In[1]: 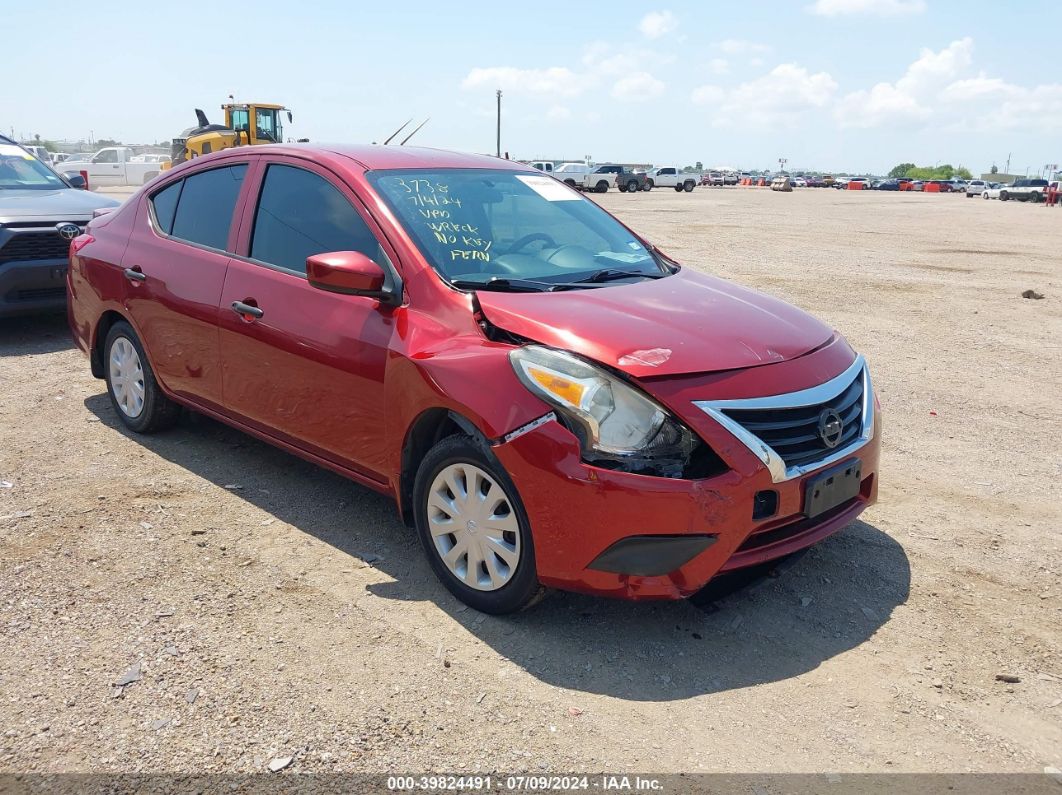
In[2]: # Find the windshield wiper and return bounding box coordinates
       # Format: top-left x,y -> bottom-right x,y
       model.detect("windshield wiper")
564,268 -> 668,285
450,277 -> 554,293
450,276 -> 614,293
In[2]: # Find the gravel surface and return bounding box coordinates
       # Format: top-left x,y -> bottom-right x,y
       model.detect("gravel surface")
0,186 -> 1059,775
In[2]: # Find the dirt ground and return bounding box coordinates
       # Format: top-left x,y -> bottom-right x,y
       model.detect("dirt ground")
1,186 -> 1059,777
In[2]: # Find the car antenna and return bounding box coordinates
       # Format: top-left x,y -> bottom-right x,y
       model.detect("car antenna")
399,118 -> 429,145
382,119 -> 412,145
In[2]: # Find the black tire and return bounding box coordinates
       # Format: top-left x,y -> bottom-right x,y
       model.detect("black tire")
674,184 -> 683,192
103,321 -> 180,433
595,181 -> 609,193
966,192 -> 973,198
618,184 -> 628,192
683,180 -> 695,192
646,178 -> 655,190
1000,191 -> 1009,201
413,435 -> 541,614
627,180 -> 639,193
1031,192 -> 1043,203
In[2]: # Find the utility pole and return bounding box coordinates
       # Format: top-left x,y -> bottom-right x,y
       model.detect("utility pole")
1004,152 -> 1011,176
495,90 -> 502,158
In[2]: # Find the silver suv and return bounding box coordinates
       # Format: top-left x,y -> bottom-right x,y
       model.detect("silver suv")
0,136 -> 120,317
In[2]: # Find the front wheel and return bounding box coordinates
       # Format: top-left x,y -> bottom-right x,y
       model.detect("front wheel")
595,181 -> 609,193
645,179 -> 654,190
627,180 -> 639,193
674,184 -> 683,192
413,435 -> 541,614
104,321 -> 180,433
1000,191 -> 1009,201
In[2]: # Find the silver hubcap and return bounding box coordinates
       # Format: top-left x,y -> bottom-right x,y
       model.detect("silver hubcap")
109,337 -> 145,418
427,463 -> 520,592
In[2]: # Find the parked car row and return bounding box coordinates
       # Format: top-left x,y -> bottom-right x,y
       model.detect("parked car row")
529,162 -> 697,193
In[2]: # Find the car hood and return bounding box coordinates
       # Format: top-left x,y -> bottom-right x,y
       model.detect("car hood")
476,267 -> 835,378
0,188 -> 121,221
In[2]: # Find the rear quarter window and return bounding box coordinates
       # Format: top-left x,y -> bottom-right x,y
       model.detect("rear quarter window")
149,180 -> 182,235
168,164 -> 247,250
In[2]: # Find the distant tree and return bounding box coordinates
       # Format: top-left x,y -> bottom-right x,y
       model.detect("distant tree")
955,166 -> 973,180
888,162 -> 916,178
990,164 -> 999,174
96,138 -> 121,147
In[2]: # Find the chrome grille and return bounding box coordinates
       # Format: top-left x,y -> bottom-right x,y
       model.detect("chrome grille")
723,372 -> 863,469
694,356 -> 874,483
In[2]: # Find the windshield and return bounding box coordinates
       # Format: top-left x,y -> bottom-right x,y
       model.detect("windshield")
0,144 -> 67,190
368,168 -> 663,287
255,108 -> 283,143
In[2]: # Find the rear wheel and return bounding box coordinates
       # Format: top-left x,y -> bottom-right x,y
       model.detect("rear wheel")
683,180 -> 695,192
645,179 -> 655,190
1000,191 -> 1009,201
595,181 -> 609,193
627,180 -> 639,193
104,321 -> 180,433
413,435 -> 541,614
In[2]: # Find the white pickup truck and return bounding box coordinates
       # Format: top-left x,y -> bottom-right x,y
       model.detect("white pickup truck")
61,147 -> 164,187
646,166 -> 697,192
536,163 -> 617,193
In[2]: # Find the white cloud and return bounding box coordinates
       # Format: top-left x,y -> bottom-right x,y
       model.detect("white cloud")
835,38 -> 973,127
808,0 -> 925,16
942,79 -> 1062,131
612,72 -> 666,101
707,58 -> 729,76
461,66 -> 596,97
716,39 -> 771,56
639,10 -> 677,39
545,105 -> 572,121
835,82 -> 929,127
717,64 -> 837,124
691,85 -> 725,105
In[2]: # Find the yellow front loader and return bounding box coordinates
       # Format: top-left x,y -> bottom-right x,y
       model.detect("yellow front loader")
163,103 -> 293,169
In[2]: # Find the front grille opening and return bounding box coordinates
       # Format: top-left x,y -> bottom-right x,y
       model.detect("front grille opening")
8,287 -> 66,302
0,232 -> 72,265
723,370 -> 864,470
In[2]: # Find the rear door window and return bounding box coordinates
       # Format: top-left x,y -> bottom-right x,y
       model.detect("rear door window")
249,164 -> 389,275
169,164 -> 247,250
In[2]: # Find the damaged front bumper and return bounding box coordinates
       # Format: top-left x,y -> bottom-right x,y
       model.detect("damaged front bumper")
491,412 -> 880,600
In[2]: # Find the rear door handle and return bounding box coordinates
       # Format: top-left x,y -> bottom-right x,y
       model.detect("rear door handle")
123,267 -> 146,282
231,300 -> 264,319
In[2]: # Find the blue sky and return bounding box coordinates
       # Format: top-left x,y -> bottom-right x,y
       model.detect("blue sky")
8,0 -> 1060,174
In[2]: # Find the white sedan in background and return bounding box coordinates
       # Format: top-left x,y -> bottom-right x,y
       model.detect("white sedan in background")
982,182 -> 1004,199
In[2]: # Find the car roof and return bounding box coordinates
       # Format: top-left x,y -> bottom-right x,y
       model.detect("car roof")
192,143 -> 531,172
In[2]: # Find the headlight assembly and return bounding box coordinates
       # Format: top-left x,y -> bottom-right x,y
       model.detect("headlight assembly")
509,345 -> 722,478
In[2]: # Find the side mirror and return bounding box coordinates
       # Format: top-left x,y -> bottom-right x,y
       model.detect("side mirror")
307,251 -> 396,304
66,173 -> 87,190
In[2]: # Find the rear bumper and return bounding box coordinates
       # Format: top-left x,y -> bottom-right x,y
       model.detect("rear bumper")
0,258 -> 69,318
492,413 -> 880,601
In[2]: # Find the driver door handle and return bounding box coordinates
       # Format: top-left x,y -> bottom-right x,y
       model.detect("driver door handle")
231,300 -> 264,319
123,267 -> 146,283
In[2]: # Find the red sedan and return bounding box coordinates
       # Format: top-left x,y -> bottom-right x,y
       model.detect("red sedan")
67,144 -> 881,614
